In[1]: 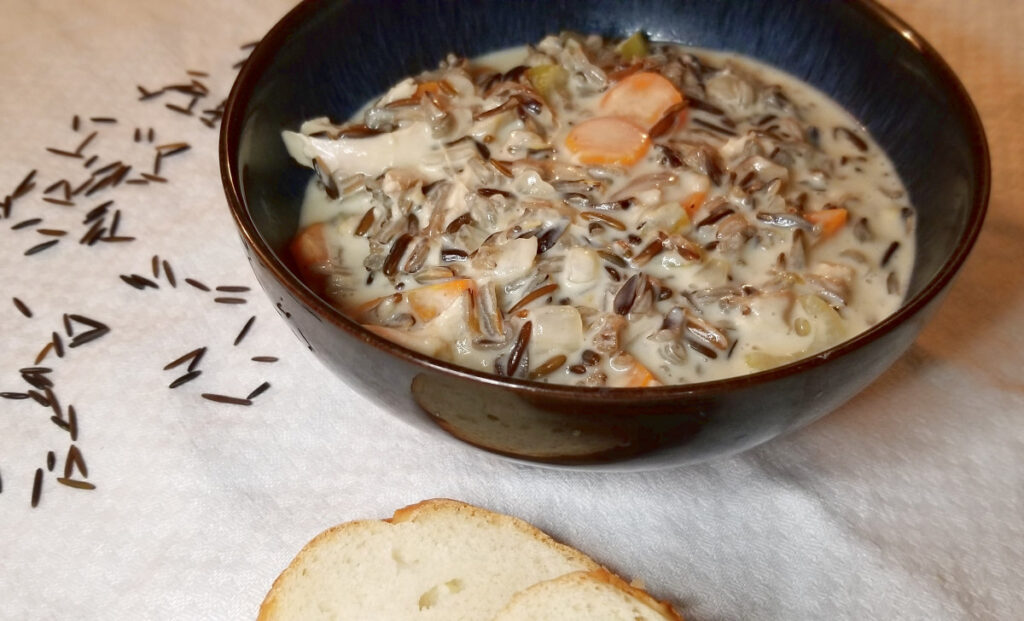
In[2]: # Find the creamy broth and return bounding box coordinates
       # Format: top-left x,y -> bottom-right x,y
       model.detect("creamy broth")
283,33 -> 915,387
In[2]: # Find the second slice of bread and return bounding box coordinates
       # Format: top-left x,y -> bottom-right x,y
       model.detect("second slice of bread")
494,568 -> 683,621
258,498 -> 600,620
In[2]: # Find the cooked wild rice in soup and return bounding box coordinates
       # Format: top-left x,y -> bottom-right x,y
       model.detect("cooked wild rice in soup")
282,32 -> 915,387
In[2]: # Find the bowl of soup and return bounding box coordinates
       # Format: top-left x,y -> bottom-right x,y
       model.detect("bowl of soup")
220,0 -> 988,468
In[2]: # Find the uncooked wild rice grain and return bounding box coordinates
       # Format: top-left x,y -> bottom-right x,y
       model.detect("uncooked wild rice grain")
31,468 -> 42,507
25,239 -> 60,256
12,297 -> 32,318
234,316 -> 256,346
169,370 -> 202,389
246,381 -> 271,400
201,393 -> 252,406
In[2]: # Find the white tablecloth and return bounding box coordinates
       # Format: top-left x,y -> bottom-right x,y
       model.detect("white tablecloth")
1,1 -> 1021,619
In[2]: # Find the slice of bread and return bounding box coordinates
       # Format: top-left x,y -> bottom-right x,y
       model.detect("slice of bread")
257,498 -> 601,620
494,568 -> 683,621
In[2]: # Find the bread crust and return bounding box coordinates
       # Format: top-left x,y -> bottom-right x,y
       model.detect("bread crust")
495,568 -> 684,620
257,498 -> 600,620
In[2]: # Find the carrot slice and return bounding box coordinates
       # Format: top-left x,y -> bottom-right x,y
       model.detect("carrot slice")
406,279 -> 473,322
289,222 -> 329,289
681,191 -> 707,221
599,71 -> 684,129
609,353 -> 662,388
805,207 -> 848,238
565,116 -> 651,166
413,80 -> 454,97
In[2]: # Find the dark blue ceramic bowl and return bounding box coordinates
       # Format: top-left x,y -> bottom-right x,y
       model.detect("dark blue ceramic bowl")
220,0 -> 988,468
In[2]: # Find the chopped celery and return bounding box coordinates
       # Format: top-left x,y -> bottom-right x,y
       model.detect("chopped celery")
617,31 -> 649,61
526,64 -> 569,100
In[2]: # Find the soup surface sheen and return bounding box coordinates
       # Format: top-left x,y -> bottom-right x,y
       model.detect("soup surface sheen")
282,32 -> 915,387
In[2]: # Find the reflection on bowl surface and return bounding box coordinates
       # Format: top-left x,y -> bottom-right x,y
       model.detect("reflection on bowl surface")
221,0 -> 988,469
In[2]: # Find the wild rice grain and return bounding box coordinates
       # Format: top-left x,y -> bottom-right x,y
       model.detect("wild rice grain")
184,278 -> 210,291
234,316 -> 256,346
79,222 -> 105,245
881,241 -> 900,267
57,477 -> 95,490
83,203 -> 111,224
31,468 -> 42,508
251,356 -> 278,363
72,115 -> 80,131
13,169 -> 37,198
42,198 -> 75,207
46,451 -> 56,471
24,239 -> 61,257
68,405 -> 78,441
37,229 -> 68,237
151,255 -> 160,278
506,322 -> 532,377
64,445 -> 88,479
165,103 -> 193,116
12,297 -> 32,318
529,354 -> 567,379
21,364 -> 52,375
246,381 -> 271,400
0,392 -> 30,400
215,285 -> 250,293
162,260 -> 176,287
27,390 -> 49,406
34,342 -> 53,364
52,332 -> 64,358
201,393 -> 252,406
169,370 -> 202,389
74,131 -> 97,155
67,315 -> 110,348
129,274 -> 159,289
214,297 -> 246,305
45,147 -> 83,159
43,179 -> 65,194
119,275 -> 146,290
11,218 -> 42,230
46,387 -> 62,419
163,346 -> 206,371
90,117 -> 117,124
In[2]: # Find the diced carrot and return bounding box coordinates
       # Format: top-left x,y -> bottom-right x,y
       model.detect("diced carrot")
289,222 -> 329,289
565,116 -> 651,166
681,191 -> 707,221
625,366 -> 659,387
805,207 -> 848,238
414,80 -> 451,96
599,71 -> 684,129
406,279 -> 473,322
608,353 -> 662,388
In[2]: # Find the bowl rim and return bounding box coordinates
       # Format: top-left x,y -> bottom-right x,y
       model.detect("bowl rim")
219,0 -> 990,401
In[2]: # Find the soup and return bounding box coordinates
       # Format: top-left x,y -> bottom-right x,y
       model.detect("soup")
282,32 -> 914,387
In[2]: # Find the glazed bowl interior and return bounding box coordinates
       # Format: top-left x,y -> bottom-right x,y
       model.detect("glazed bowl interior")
222,0 -> 988,468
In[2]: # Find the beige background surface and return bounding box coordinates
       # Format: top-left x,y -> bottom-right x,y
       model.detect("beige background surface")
0,1 -> 1021,619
